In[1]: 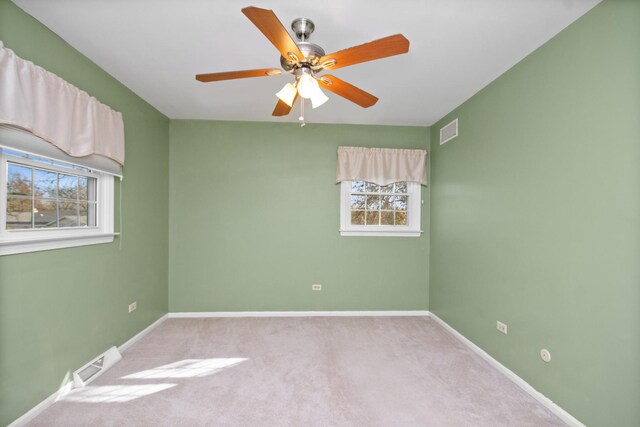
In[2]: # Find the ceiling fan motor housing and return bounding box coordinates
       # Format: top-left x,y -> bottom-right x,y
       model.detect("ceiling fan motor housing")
280,18 -> 325,72
280,41 -> 326,71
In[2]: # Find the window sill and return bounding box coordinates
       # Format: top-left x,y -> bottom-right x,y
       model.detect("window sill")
340,230 -> 423,237
0,232 -> 117,256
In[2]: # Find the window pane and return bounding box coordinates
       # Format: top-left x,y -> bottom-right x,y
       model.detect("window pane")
381,211 -> 394,225
366,195 -> 381,210
351,181 -> 365,192
364,182 -> 379,193
59,174 -> 78,200
381,196 -> 393,210
34,199 -> 58,228
59,201 -> 79,227
34,169 -> 58,198
380,183 -> 394,193
79,202 -> 89,227
82,202 -> 98,227
6,197 -> 32,229
78,176 -> 88,200
395,211 -> 407,225
395,182 -> 407,193
350,210 -> 365,225
77,176 -> 97,202
350,195 -> 365,210
7,164 -> 32,195
392,196 -> 408,211
366,211 -> 379,225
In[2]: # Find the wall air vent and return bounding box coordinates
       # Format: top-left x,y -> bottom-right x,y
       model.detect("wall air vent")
440,118 -> 459,145
73,346 -> 122,388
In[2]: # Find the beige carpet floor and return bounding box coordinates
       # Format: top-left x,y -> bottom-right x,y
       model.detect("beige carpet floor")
29,317 -> 566,426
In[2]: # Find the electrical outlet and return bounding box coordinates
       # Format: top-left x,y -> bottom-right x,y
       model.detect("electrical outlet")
312,284 -> 322,291
128,301 -> 137,313
496,320 -> 508,334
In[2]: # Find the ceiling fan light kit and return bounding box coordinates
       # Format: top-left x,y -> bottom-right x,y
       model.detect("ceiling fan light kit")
195,6 -> 410,120
293,68 -> 329,108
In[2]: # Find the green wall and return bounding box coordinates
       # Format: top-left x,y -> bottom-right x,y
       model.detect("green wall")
0,1 -> 170,425
169,121 -> 429,312
429,0 -> 640,425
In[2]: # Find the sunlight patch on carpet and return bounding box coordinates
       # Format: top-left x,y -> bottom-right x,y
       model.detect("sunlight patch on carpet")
62,384 -> 176,403
121,358 -> 247,379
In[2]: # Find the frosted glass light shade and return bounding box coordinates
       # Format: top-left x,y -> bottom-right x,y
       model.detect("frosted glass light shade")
275,83 -> 297,106
297,74 -> 319,99
310,88 -> 329,108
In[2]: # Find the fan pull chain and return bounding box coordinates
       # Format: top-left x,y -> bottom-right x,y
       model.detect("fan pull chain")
299,98 -> 306,127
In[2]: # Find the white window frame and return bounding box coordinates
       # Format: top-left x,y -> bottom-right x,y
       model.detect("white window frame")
339,181 -> 422,237
0,149 -> 115,256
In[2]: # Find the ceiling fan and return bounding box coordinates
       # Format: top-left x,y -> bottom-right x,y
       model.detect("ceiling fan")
195,6 -> 410,118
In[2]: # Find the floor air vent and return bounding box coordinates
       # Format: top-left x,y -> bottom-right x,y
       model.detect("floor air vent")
73,346 -> 122,388
440,118 -> 459,145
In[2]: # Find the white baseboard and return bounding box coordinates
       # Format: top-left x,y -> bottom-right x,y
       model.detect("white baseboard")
119,314 -> 168,353
168,310 -> 430,318
7,381 -> 72,427
8,313 -> 168,427
428,312 -> 585,427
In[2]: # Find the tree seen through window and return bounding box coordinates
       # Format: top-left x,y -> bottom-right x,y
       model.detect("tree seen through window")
349,181 -> 408,226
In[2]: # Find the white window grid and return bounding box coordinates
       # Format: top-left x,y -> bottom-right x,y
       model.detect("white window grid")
348,181 -> 409,226
4,153 -> 100,231
340,180 -> 422,237
0,147 -> 115,255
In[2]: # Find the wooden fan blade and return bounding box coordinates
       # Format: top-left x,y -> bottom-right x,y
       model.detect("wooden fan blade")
196,68 -> 281,83
318,75 -> 378,108
272,93 -> 298,116
242,6 -> 304,63
319,34 -> 409,71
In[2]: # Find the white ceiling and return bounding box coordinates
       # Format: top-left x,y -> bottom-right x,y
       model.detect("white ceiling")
13,0 -> 601,126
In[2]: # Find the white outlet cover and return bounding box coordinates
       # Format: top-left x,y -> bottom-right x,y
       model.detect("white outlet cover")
540,348 -> 551,363
496,321 -> 508,334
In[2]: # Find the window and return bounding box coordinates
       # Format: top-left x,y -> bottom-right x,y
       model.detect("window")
340,180 -> 422,237
0,148 -> 115,255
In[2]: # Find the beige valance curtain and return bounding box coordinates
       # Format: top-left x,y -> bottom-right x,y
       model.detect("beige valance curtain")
336,146 -> 428,186
0,41 -> 125,167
